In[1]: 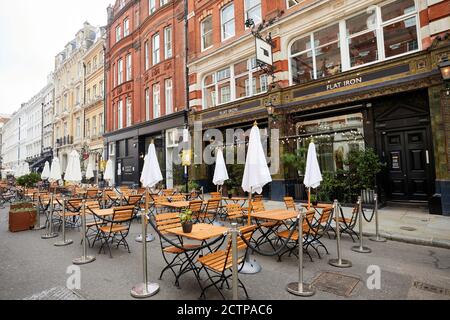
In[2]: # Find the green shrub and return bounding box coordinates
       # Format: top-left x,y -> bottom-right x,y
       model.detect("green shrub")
16,173 -> 41,188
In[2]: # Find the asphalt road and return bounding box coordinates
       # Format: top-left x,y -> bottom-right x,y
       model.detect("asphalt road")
1,206 -> 449,300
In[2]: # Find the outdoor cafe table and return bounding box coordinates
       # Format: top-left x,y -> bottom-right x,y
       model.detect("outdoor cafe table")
166,223 -> 228,291
224,197 -> 248,206
159,201 -> 207,211
250,209 -> 315,251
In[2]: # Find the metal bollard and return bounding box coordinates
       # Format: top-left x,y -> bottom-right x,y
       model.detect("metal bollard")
352,196 -> 372,253
35,194 -> 46,230
131,191 -> 160,298
287,208 -> 315,296
329,200 -> 352,268
73,200 -> 95,265
55,196 -> 73,247
231,223 -> 239,301
41,193 -> 58,239
370,193 -> 387,243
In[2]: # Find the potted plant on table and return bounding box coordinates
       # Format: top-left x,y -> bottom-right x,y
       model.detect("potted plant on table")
179,208 -> 193,233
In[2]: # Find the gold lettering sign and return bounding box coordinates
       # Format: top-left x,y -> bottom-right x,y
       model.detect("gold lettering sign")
326,77 -> 363,91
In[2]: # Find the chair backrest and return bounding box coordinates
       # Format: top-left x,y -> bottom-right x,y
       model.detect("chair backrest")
284,197 -> 295,210
224,225 -> 256,263
85,200 -> 100,210
251,201 -> 265,213
113,206 -> 135,223
206,198 -> 221,212
253,195 -> 263,202
155,212 -> 181,235
189,200 -> 203,214
86,189 -> 99,198
227,204 -> 243,219
162,189 -> 175,196
153,195 -> 168,205
171,195 -> 185,202
210,192 -> 221,199
127,194 -> 142,206
318,206 -> 333,226
67,199 -> 83,212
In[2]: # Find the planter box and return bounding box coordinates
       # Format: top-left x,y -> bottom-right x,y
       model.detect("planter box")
10,203 -> 34,210
9,208 -> 37,233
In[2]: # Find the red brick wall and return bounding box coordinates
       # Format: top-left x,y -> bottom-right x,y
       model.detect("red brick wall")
105,0 -> 186,134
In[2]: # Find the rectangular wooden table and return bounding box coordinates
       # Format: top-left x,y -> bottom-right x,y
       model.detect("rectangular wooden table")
160,201 -> 207,210
167,223 -> 228,241
301,204 -> 333,210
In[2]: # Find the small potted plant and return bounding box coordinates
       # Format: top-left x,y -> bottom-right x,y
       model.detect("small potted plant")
310,194 -> 318,207
179,209 -> 193,233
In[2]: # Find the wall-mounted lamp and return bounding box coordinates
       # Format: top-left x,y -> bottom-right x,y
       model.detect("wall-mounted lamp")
438,57 -> 450,96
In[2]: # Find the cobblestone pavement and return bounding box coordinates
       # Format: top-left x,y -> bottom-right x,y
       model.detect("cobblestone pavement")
1,205 -> 449,300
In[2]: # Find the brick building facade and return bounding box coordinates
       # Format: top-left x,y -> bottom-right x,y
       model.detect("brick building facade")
105,0 -> 187,188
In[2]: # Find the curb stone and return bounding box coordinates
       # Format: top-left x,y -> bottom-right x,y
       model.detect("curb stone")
363,231 -> 450,249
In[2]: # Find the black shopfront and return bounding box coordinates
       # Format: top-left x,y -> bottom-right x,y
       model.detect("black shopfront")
104,111 -> 186,187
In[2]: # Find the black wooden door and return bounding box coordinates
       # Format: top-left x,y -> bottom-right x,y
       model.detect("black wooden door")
383,128 -> 431,201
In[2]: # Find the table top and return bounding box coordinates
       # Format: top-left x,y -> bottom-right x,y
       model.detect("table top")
167,223 -> 228,241
251,209 -> 313,222
86,207 -> 115,217
301,204 -> 333,209
159,201 -> 207,209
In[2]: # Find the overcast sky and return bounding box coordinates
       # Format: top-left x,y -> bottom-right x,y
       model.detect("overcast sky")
0,0 -> 112,115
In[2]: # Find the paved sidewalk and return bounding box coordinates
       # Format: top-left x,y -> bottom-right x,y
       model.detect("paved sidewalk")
263,201 -> 450,249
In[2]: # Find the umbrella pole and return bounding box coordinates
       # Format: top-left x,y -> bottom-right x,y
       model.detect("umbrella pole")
131,188 -> 159,298
240,188 -> 261,274
136,187 -> 155,243
308,187 -> 311,210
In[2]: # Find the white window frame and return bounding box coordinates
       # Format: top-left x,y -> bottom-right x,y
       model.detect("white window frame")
145,41 -> 150,70
126,54 -> 132,81
202,57 -> 268,109
116,25 -> 121,43
287,0 -> 421,85
201,16 -> 213,51
160,0 -> 169,6
149,0 -> 156,14
287,0 -> 301,9
126,97 -> 132,127
244,0 -> 262,26
118,100 -> 123,129
118,59 -> 123,85
152,33 -> 160,65
164,26 -> 173,59
124,18 -> 130,37
145,88 -> 150,121
165,78 -> 173,114
153,84 -> 160,119
221,3 -> 235,41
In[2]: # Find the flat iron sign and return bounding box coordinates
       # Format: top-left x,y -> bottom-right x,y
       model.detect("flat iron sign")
255,37 -> 273,67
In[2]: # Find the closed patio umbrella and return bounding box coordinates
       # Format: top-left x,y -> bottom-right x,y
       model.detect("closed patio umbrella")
140,143 -> 163,189
303,142 -> 323,209
240,122 -> 272,274
23,163 -> 30,176
49,158 -> 62,182
85,157 -> 95,180
103,159 -> 114,186
213,148 -> 229,192
65,150 -> 82,184
41,161 -> 50,180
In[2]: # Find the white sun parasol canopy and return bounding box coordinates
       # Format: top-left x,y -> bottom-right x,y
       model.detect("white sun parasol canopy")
65,150 -> 82,184
49,158 -> 62,182
41,161 -> 50,180
23,163 -> 30,176
140,143 -> 163,188
213,148 -> 229,187
242,124 -> 272,195
85,157 -> 95,180
304,142 -> 323,189
104,159 -> 114,185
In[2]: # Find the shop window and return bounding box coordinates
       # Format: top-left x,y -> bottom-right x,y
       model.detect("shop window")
296,113 -> 365,173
